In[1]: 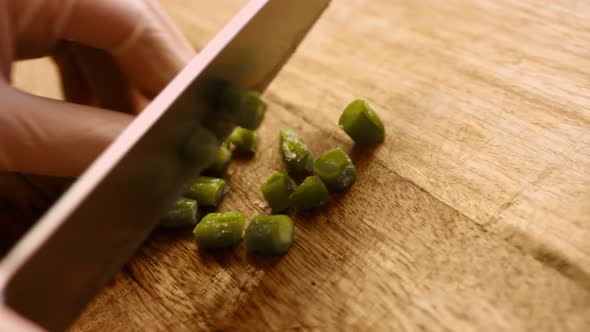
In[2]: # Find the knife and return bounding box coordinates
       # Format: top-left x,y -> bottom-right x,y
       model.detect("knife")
0,0 -> 330,330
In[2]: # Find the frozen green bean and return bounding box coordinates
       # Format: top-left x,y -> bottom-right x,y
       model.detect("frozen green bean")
244,215 -> 294,255
288,176 -> 330,211
180,126 -> 219,170
314,148 -> 357,192
280,127 -> 315,177
204,145 -> 232,176
183,176 -> 226,207
193,212 -> 245,249
228,127 -> 258,154
339,99 -> 385,145
261,171 -> 295,213
220,85 -> 267,130
159,198 -> 199,229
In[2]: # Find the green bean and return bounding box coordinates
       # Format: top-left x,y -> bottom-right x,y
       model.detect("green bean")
220,85 -> 267,130
288,176 -> 329,211
204,145 -> 232,176
193,212 -> 245,249
180,126 -> 219,170
244,215 -> 294,255
338,99 -> 385,145
314,148 -> 357,192
280,127 -> 315,177
183,176 -> 226,207
159,198 -> 199,229
261,171 -> 296,213
228,127 -> 258,154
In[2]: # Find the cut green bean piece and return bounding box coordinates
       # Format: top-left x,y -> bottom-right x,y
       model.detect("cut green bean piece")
261,171 -> 296,213
204,146 -> 232,176
339,99 -> 385,145
280,127 -> 315,177
288,176 -> 329,211
314,148 -> 357,192
220,85 -> 267,130
159,198 -> 199,229
193,212 -> 245,249
180,126 -> 219,169
183,176 -> 226,207
244,215 -> 294,255
228,127 -> 258,153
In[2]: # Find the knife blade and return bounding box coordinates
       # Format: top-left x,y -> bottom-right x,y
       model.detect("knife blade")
0,0 -> 330,330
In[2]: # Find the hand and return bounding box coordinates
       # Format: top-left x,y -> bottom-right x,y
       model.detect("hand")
0,0 -> 195,231
0,305 -> 45,332
0,0 -> 195,177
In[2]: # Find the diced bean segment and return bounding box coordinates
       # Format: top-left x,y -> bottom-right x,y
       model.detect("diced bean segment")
180,126 -> 219,170
184,176 -> 226,207
193,212 -> 245,249
202,112 -> 237,143
204,146 -> 232,176
221,85 -> 267,130
314,148 -> 357,192
280,127 -> 315,177
288,176 -> 330,211
261,171 -> 296,213
244,215 -> 294,255
228,127 -> 258,153
339,99 -> 385,145
160,198 -> 199,228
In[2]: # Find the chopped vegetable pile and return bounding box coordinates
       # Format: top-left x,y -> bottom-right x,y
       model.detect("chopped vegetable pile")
160,85 -> 385,258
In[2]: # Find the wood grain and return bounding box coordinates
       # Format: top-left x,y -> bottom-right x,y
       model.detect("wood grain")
11,0 -> 590,331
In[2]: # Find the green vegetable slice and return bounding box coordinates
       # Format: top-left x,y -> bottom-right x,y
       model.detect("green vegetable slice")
338,99 -> 385,145
244,215 -> 294,255
204,146 -> 232,176
183,176 -> 226,207
220,85 -> 267,130
288,176 -> 330,211
180,126 -> 219,170
261,171 -> 296,213
314,148 -> 357,192
228,127 -> 258,154
280,127 -> 315,177
193,212 -> 245,249
159,198 -> 199,229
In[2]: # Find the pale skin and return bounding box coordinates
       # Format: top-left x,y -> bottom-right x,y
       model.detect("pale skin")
0,0 -> 195,329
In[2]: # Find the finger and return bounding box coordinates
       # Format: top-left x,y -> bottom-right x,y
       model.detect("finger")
0,202 -> 38,257
21,174 -> 72,204
58,0 -> 195,96
131,88 -> 151,113
52,43 -> 140,114
0,1 -> 13,79
0,173 -> 46,255
69,44 -> 136,114
51,42 -> 93,105
0,172 -> 50,212
0,83 -> 133,177
0,306 -> 46,332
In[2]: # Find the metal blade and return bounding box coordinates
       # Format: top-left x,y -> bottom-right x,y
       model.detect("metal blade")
0,0 -> 330,330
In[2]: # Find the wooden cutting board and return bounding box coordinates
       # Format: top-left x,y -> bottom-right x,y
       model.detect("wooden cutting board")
13,0 -> 590,330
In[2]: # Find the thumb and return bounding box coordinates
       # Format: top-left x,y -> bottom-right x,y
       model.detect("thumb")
0,83 -> 133,177
59,0 -> 195,97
